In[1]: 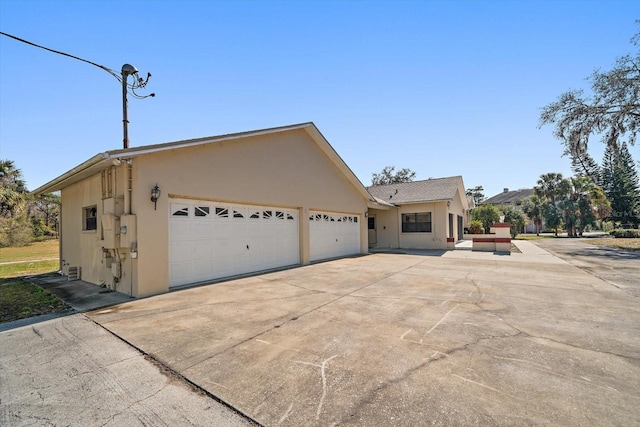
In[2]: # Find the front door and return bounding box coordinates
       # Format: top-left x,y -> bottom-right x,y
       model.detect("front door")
368,215 -> 377,245
457,215 -> 464,241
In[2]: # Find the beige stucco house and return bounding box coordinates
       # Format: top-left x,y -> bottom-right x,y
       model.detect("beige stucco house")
367,176 -> 470,250
33,123 -> 372,297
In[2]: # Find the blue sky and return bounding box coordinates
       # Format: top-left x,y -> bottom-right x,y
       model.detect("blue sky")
1,0 -> 638,198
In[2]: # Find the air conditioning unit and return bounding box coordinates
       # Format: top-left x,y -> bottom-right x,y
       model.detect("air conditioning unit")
68,266 -> 81,281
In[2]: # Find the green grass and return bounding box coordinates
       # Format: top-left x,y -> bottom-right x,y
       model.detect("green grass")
0,239 -> 59,278
0,277 -> 69,323
0,239 -> 59,263
515,234 -> 556,240
0,260 -> 60,278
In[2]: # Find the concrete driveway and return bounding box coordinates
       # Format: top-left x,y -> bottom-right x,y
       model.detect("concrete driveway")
87,244 -> 640,426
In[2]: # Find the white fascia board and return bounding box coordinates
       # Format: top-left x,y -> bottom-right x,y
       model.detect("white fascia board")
31,153 -> 114,195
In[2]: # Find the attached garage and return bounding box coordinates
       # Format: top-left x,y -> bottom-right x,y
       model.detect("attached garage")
309,210 -> 360,262
34,122 -> 372,297
169,199 -> 299,287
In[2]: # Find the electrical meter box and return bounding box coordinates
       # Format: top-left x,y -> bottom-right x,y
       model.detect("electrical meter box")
119,215 -> 137,248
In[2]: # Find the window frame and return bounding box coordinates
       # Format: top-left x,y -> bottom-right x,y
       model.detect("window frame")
401,212 -> 432,233
83,205 -> 98,231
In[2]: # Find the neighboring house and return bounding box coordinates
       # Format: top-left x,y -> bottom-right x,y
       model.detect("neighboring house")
33,123 -> 372,297
367,176 -> 470,250
481,188 -> 536,233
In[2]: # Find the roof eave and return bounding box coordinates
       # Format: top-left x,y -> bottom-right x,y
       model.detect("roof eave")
303,124 -> 372,202
391,198 -> 452,205
31,153 -> 113,195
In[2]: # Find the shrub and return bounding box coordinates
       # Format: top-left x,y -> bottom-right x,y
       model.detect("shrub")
610,229 -> 640,238
0,217 -> 32,247
31,217 -> 55,238
471,204 -> 500,233
467,220 -> 484,234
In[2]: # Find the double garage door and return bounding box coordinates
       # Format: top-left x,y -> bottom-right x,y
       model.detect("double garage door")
169,199 -> 361,288
169,199 -> 299,287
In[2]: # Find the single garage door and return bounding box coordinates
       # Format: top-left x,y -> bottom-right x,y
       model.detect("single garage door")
169,199 -> 299,288
309,211 -> 360,262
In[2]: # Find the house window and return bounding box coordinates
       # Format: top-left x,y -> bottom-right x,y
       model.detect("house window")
368,217 -> 375,229
83,206 -> 97,231
402,212 -> 432,233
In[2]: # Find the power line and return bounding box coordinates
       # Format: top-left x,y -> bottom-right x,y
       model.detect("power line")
0,31 -> 154,98
1,31 -> 155,148
0,31 -> 120,81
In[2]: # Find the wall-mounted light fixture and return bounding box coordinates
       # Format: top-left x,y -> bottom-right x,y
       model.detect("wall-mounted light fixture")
150,183 -> 160,210
447,201 -> 451,207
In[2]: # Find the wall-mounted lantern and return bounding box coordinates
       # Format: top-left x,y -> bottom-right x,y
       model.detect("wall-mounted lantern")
150,184 -> 160,210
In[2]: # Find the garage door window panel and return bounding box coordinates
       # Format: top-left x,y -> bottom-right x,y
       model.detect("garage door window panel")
195,206 -> 210,217
172,205 -> 189,217
215,207 -> 229,218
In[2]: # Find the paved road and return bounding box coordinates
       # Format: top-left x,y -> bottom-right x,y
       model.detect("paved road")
0,315 -> 255,426
532,237 -> 640,298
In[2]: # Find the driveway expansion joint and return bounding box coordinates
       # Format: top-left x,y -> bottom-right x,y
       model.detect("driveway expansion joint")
85,314 -> 263,427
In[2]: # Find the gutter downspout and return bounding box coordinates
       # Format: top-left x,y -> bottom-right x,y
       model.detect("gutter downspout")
58,201 -> 63,274
124,160 -> 132,215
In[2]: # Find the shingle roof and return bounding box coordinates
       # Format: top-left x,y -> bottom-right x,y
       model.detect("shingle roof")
367,176 -> 463,205
482,188 -> 534,205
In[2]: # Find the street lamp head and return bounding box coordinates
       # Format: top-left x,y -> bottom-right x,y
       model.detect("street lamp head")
121,63 -> 139,76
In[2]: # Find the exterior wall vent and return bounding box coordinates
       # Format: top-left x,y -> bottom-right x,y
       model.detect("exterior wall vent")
67,266 -> 81,281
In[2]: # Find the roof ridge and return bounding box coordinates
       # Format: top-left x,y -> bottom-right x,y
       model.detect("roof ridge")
106,122 -> 315,156
368,175 -> 461,188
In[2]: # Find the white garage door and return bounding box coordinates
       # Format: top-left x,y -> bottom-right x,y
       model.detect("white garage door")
309,211 -> 360,262
169,199 -> 299,288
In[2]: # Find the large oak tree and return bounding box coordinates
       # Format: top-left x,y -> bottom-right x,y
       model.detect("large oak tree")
540,26 -> 639,159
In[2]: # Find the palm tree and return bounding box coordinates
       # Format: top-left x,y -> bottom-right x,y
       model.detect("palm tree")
522,195 -> 544,235
535,172 -> 564,203
0,160 -> 28,218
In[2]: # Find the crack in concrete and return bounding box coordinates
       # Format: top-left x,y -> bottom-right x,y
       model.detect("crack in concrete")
294,355 -> 338,420
345,329 -> 526,421
182,259 -> 429,371
527,334 -> 640,362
